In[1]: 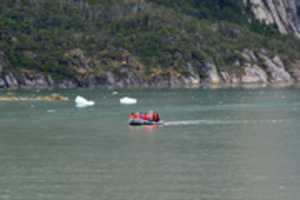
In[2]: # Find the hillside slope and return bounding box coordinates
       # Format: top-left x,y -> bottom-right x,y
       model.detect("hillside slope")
1,0 -> 300,88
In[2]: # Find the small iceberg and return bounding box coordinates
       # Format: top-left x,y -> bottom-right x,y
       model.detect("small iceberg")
75,96 -> 95,108
112,91 -> 119,95
120,97 -> 137,105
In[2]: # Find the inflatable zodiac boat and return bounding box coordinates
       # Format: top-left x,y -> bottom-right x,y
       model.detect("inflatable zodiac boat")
128,111 -> 162,126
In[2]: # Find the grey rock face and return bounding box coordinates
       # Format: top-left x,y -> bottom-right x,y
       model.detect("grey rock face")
58,80 -> 77,89
4,73 -> 18,88
241,64 -> 268,84
247,0 -> 300,37
35,73 -> 49,88
288,60 -> 300,81
105,71 -> 116,86
202,62 -> 221,85
103,67 -> 144,88
220,71 -> 231,84
148,76 -> 169,88
18,72 -> 51,89
169,74 -> 182,88
220,71 -> 241,86
185,63 -> 200,87
259,54 -> 294,83
241,49 -> 258,63
47,75 -> 54,86
291,68 -> 300,81
183,76 -> 201,88
0,78 -> 6,88
119,67 -> 142,87
168,73 -> 200,88
23,78 -> 35,88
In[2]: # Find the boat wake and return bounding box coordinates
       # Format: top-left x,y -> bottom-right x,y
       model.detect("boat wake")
163,119 -> 289,126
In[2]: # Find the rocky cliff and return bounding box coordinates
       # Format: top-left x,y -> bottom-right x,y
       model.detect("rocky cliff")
247,0 -> 300,37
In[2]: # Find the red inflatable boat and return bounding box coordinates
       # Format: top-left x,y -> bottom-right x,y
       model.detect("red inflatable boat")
128,111 -> 162,126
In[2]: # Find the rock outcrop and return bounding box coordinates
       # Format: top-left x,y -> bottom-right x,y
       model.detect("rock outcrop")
201,62 -> 221,85
219,48 -> 298,87
259,54 -> 294,84
246,0 -> 300,37
241,64 -> 268,84
289,60 -> 300,81
4,73 -> 19,89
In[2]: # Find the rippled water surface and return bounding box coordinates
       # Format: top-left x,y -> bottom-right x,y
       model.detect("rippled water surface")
1,88 -> 300,200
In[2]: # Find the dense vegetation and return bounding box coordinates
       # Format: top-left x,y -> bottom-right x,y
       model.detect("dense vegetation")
1,0 -> 300,79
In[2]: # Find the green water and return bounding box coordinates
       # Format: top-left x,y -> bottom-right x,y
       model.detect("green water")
1,88 -> 300,200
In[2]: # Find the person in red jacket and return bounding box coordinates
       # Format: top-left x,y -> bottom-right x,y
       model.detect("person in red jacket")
129,112 -> 141,119
129,111 -> 160,122
146,111 -> 160,122
153,112 -> 160,122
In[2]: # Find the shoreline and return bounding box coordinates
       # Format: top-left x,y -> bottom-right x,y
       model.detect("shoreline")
1,81 -> 300,91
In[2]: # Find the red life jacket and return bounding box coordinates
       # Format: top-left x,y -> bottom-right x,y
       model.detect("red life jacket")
143,114 -> 151,121
129,113 -> 140,119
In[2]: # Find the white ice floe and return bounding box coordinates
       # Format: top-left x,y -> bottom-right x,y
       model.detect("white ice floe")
75,96 -> 95,108
120,97 -> 137,105
112,91 -> 119,95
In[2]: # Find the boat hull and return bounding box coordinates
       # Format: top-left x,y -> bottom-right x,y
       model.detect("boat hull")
129,119 -> 162,126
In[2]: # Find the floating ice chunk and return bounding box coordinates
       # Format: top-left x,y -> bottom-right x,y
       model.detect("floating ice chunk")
112,91 -> 119,95
120,97 -> 137,105
279,185 -> 286,190
75,96 -> 95,108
